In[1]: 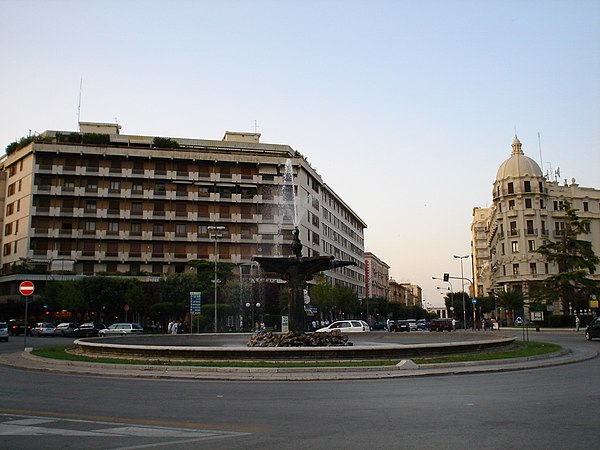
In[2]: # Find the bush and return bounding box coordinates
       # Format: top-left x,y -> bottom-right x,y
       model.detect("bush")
153,137 -> 180,148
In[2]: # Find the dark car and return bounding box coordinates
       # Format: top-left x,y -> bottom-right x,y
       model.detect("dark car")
369,322 -> 387,331
585,317 -> 600,341
429,319 -> 454,332
390,320 -> 411,332
72,322 -> 107,338
7,319 -> 32,336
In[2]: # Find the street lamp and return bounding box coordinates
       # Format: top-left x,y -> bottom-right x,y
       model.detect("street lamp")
433,277 -> 453,318
208,225 -> 225,333
454,255 -> 470,330
245,302 -> 261,331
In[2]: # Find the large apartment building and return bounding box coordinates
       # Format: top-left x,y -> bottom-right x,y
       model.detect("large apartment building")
0,122 -> 366,298
471,136 -> 600,313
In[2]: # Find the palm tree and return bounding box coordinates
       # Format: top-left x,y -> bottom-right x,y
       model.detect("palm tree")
497,290 -> 525,326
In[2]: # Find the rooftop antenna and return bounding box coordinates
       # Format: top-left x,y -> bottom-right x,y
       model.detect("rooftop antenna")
77,78 -> 83,131
537,132 -> 544,171
254,120 -> 259,133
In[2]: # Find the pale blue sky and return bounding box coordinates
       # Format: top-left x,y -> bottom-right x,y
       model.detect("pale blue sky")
2,0 -> 599,306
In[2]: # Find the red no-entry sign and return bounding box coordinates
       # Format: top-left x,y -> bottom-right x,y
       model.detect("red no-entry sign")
19,280 -> 35,296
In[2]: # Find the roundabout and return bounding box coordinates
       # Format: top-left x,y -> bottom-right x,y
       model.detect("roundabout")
73,331 -> 517,362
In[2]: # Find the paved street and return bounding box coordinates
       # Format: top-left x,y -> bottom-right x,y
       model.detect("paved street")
0,331 -> 598,449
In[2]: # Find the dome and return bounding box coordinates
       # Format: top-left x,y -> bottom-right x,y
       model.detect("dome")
495,136 -> 543,181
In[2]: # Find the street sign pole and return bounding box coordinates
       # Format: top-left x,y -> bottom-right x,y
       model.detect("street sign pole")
19,281 -> 35,350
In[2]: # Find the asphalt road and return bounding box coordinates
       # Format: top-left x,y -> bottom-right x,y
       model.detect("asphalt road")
0,331 -> 598,449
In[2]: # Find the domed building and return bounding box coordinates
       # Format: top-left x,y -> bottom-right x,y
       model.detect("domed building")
472,136 -> 600,317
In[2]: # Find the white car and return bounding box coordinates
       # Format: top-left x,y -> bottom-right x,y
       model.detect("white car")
315,320 -> 370,333
99,323 -> 144,336
0,322 -> 8,342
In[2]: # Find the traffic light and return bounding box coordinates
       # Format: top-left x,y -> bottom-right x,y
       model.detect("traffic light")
443,273 -> 449,282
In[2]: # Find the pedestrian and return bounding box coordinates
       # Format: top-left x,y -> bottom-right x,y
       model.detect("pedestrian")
575,315 -> 580,332
167,320 -> 174,335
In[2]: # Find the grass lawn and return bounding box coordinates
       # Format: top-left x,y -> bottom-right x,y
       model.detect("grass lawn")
31,340 -> 561,368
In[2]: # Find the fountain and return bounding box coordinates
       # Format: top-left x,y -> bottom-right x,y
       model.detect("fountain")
252,159 -> 356,334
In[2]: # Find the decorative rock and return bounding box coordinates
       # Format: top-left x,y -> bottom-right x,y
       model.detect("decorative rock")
247,330 -> 353,347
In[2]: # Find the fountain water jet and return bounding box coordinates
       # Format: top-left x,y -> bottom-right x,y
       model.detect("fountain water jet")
253,159 -> 356,333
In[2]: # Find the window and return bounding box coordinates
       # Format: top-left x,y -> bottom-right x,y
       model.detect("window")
131,202 -> 142,214
175,224 -> 186,236
86,179 -> 98,192
131,222 -> 142,236
524,181 -> 531,192
3,243 -> 11,256
507,182 -> 514,194
511,241 -> 519,253
512,264 -> 519,275
108,222 -> 119,234
509,221 -> 518,236
501,243 -> 505,255
108,200 -> 120,214
530,263 -> 537,275
583,201 -> 589,212
508,200 -> 515,210
85,221 -> 96,232
7,183 -> 15,196
540,199 -> 545,209
132,182 -> 143,194
4,223 -> 12,236
85,200 -> 97,213
109,180 -> 120,193
153,223 -> 164,236
526,220 -> 535,235
154,182 -> 166,195
528,240 -> 536,251
525,198 -> 532,208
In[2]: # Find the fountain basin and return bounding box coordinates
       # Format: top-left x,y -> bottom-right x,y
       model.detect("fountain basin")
74,333 -> 516,361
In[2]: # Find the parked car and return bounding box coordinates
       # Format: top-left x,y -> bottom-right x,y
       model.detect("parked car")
315,320 -> 370,333
585,317 -> 600,341
369,322 -> 387,331
0,322 -> 8,342
31,322 -> 57,337
407,319 -> 418,331
99,323 -> 144,336
417,319 -> 429,331
7,319 -> 32,336
73,323 -> 107,338
54,322 -> 77,337
390,320 -> 411,332
429,319 -> 454,332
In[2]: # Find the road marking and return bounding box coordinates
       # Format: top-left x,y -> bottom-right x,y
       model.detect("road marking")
0,413 -> 250,446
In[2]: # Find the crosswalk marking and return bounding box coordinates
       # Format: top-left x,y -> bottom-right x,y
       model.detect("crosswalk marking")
0,413 -> 250,444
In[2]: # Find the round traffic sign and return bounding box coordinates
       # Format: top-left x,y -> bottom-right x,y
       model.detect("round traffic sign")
19,280 -> 35,296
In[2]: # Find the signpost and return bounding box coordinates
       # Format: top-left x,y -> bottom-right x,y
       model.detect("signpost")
19,281 -> 35,350
190,292 -> 201,333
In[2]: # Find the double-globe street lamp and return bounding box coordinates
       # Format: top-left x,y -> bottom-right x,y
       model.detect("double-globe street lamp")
208,225 -> 225,333
245,302 -> 261,331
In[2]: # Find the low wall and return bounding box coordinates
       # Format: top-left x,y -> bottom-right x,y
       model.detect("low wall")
75,333 -> 516,361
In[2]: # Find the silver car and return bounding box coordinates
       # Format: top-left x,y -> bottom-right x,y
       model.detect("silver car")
99,323 -> 144,336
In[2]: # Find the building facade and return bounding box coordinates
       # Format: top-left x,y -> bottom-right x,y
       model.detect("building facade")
0,123 -> 366,298
388,278 -> 422,307
364,252 -> 389,299
472,136 -> 600,314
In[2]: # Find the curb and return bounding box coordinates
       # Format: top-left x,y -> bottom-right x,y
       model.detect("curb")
1,346 -> 596,381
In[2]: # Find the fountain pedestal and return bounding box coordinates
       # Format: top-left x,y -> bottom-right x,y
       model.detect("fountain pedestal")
252,228 -> 355,332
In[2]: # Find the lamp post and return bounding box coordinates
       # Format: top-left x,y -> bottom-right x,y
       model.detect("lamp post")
245,302 -> 261,331
208,225 -> 225,333
433,277 -> 453,317
454,255 -> 469,330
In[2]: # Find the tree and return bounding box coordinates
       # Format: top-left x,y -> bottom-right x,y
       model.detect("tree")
497,290 -> 525,326
535,201 -> 599,313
